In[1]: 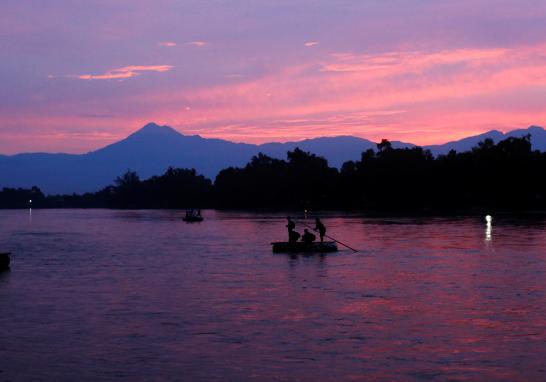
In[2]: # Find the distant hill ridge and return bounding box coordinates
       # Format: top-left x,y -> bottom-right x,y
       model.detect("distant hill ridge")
0,122 -> 545,194
425,125 -> 546,155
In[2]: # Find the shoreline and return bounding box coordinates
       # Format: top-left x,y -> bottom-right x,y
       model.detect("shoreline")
1,207 -> 546,218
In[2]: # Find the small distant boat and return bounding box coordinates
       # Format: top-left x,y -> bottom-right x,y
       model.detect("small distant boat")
0,252 -> 11,270
182,209 -> 203,222
182,215 -> 203,222
271,241 -> 338,253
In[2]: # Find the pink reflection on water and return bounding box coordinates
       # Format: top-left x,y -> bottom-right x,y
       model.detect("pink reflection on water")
0,211 -> 544,381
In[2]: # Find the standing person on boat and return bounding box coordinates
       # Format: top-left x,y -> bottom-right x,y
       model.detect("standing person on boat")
301,229 -> 316,244
314,218 -> 326,243
286,216 -> 295,232
286,216 -> 300,243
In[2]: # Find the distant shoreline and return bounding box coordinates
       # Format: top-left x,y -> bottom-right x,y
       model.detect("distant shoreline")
2,136 -> 545,212
2,207 -> 546,219
1,123 -> 545,196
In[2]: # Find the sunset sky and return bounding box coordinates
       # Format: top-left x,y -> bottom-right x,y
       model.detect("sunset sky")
1,0 -> 546,154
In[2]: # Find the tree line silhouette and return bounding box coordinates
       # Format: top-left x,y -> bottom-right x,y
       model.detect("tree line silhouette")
1,135 -> 545,212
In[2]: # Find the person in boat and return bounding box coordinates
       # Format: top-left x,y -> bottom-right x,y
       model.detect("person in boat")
314,218 -> 326,243
286,216 -> 295,232
286,216 -> 300,243
301,229 -> 316,244
289,230 -> 301,243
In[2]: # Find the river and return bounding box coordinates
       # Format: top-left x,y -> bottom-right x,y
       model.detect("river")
1,210 -> 545,381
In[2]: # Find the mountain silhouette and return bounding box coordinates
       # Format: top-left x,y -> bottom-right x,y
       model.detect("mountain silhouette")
425,126 -> 546,155
0,122 -> 544,194
258,136 -> 413,168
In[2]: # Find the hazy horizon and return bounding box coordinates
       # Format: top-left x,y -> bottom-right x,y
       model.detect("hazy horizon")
1,122 -> 543,156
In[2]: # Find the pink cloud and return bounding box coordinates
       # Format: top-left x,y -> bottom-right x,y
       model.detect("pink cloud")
135,43 -> 546,143
158,41 -> 177,47
304,41 -> 319,47
321,48 -> 507,74
2,41 -> 546,153
77,65 -> 174,80
187,41 -> 207,47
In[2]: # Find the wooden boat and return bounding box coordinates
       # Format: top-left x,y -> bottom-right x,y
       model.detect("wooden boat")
271,241 -> 338,253
0,252 -> 10,269
182,215 -> 203,222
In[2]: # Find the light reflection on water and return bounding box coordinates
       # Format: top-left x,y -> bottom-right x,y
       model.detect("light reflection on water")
0,209 -> 545,381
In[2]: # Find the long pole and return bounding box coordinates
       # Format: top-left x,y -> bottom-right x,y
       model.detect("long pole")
297,220 -> 358,252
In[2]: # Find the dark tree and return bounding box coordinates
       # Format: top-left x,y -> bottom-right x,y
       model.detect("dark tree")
0,186 -> 45,208
215,148 -> 339,209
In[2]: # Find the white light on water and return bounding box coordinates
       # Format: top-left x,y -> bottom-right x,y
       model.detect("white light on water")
485,215 -> 492,242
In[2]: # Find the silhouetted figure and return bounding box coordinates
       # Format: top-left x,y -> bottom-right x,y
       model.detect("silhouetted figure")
289,230 -> 301,243
301,229 -> 316,244
197,209 -> 201,217
286,216 -> 296,242
314,218 -> 326,243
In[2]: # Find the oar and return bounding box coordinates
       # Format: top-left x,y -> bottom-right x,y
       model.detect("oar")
297,220 -> 358,252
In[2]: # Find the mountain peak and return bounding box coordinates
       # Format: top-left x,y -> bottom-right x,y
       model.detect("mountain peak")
131,122 -> 181,137
142,122 -> 162,130
481,129 -> 503,137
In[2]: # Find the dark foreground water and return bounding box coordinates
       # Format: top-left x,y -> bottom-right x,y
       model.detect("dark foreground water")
0,210 -> 545,381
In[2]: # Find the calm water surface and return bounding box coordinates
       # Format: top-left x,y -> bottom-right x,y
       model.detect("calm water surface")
0,210 -> 545,381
